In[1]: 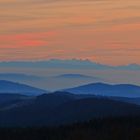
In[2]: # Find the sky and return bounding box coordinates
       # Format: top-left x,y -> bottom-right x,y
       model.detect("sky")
0,0 -> 140,65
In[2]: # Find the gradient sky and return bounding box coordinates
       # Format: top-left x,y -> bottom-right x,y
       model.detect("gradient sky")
0,0 -> 140,65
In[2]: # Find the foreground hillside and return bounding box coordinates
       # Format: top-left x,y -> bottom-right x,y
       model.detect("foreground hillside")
0,117 -> 140,140
0,92 -> 140,127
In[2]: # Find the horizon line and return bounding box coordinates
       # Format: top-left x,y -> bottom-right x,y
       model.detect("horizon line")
0,59 -> 139,67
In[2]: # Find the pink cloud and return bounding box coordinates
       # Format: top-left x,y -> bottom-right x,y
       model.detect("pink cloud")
0,31 -> 56,48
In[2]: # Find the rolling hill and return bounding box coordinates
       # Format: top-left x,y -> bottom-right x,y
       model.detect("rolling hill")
64,83 -> 140,97
0,80 -> 47,96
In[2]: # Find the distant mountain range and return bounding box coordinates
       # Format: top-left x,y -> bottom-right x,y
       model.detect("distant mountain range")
0,59 -> 140,70
64,83 -> 140,97
1,79 -> 140,98
0,73 -> 100,81
0,80 -> 47,96
0,92 -> 140,127
0,73 -> 44,81
0,73 -> 103,90
54,74 -> 100,79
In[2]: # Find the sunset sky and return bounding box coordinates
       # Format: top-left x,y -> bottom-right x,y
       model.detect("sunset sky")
0,0 -> 140,65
